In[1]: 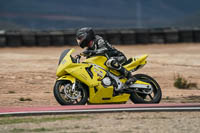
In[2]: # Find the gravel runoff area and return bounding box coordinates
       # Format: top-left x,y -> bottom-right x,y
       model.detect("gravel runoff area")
0,43 -> 200,132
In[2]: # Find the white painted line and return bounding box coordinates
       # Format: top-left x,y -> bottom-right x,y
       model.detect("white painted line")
0,107 -> 200,116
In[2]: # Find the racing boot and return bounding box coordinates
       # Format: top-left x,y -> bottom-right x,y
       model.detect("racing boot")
119,67 -> 137,85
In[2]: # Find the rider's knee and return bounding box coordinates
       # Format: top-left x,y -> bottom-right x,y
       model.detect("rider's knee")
106,58 -> 121,70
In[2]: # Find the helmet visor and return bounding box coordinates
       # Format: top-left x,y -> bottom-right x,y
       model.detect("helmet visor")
76,33 -> 86,46
76,38 -> 83,46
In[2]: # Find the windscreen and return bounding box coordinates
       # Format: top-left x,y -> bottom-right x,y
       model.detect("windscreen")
58,49 -> 71,65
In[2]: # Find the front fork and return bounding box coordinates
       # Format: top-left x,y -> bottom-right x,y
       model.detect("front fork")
71,81 -> 76,92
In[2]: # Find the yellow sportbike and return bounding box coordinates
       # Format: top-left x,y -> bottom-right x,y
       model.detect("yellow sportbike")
53,49 -> 162,105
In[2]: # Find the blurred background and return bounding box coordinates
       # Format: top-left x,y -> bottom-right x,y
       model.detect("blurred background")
1,0 -> 200,30
0,3 -> 200,131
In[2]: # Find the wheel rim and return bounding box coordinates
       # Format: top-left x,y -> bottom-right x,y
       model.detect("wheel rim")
58,82 -> 85,105
135,77 -> 159,102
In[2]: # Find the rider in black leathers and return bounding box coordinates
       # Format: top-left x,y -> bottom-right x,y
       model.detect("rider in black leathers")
76,27 -> 136,86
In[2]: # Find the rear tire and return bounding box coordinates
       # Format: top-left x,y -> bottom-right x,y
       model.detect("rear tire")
54,80 -> 88,105
130,74 -> 162,104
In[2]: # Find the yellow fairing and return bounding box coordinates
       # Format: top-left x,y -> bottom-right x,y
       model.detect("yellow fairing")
57,75 -> 75,83
56,49 -> 107,87
55,49 -> 148,104
83,56 -> 130,103
109,54 -> 148,76
124,54 -> 148,71
89,86 -> 130,104
135,80 -> 151,86
65,63 -> 107,87
84,56 -> 108,70
56,49 -> 74,77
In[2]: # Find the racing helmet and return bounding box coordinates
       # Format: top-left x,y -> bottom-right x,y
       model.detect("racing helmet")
76,27 -> 95,48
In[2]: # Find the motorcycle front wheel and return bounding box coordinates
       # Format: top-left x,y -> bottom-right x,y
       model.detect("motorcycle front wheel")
130,74 -> 162,104
53,80 -> 88,105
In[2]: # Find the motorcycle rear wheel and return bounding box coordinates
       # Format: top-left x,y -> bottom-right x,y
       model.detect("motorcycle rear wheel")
130,74 -> 162,104
54,80 -> 88,105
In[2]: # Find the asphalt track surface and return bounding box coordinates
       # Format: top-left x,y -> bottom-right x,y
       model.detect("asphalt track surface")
0,103 -> 200,116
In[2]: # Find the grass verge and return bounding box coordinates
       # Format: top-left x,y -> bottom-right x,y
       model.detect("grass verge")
0,115 -> 90,125
11,127 -> 54,133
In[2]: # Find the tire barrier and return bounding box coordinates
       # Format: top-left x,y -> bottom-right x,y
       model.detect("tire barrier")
0,30 -> 6,47
149,28 -> 165,44
0,28 -> 200,47
194,28 -> 200,42
21,31 -> 36,46
6,31 -> 22,47
164,28 -> 179,43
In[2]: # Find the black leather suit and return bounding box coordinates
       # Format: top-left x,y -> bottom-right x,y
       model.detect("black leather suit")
83,35 -> 130,77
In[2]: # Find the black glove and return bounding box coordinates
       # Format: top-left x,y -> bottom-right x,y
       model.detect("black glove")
75,54 -> 81,59
81,50 -> 95,57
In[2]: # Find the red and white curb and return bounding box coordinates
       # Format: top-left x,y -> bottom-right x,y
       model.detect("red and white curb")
0,103 -> 200,116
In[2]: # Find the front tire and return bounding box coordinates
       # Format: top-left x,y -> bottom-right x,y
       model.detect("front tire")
130,74 -> 162,104
54,80 -> 88,105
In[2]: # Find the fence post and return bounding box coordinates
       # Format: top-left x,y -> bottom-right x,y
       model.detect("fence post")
120,29 -> 136,44
149,28 -> 165,44
21,31 -> 36,46
0,30 -> 6,47
164,28 -> 179,43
